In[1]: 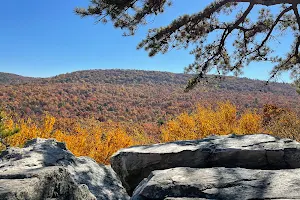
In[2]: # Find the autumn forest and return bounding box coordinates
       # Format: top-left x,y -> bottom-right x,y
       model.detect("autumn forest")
1,69 -> 300,164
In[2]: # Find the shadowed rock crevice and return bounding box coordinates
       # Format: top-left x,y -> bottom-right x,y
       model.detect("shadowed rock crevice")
110,134 -> 300,197
131,167 -> 300,200
0,138 -> 129,200
3,134 -> 300,199
0,166 -> 96,200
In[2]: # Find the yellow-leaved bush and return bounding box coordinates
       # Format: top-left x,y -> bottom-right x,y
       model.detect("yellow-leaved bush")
5,115 -> 135,164
161,102 -> 262,142
1,101 -> 299,164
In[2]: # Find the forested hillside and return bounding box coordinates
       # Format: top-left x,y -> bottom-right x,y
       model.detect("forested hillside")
0,72 -> 35,85
1,69 -> 300,164
1,69 -> 299,123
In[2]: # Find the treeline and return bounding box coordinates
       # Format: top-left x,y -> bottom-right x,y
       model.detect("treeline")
1,102 -> 299,164
1,70 -> 299,123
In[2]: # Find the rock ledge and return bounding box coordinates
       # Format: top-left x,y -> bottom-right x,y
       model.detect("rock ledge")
0,138 -> 129,200
111,134 -> 300,195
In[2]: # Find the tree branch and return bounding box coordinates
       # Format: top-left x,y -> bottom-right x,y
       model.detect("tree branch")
234,0 -> 300,6
293,4 -> 300,62
77,0 -> 300,91
257,6 -> 293,53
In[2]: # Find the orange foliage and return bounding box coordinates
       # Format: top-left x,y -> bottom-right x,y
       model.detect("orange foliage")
2,101 -> 299,164
2,70 -> 300,124
264,106 -> 300,140
161,102 -> 263,142
237,110 -> 262,134
6,115 -> 135,164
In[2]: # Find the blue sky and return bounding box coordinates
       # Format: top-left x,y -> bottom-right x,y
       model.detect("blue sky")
0,0 -> 292,82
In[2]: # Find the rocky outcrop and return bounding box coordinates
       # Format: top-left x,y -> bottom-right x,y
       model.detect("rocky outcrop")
0,138 -> 129,200
110,134 -> 300,195
3,134 -> 300,199
131,167 -> 300,200
0,166 -> 95,200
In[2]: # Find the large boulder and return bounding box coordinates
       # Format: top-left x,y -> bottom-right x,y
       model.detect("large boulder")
110,134 -> 300,194
0,138 -> 129,200
132,167 -> 300,200
0,166 -> 95,200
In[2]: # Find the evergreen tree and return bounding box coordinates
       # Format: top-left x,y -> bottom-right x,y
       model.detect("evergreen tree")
76,0 -> 300,91
0,110 -> 19,148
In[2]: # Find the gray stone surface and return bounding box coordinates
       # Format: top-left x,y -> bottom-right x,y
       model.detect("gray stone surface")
110,134 -> 300,194
131,167 -> 300,200
0,166 -> 95,200
0,138 -> 129,200
164,198 -> 214,200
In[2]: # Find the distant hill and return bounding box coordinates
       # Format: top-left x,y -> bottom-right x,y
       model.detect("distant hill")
0,72 -> 35,85
1,69 -> 296,95
49,69 -> 191,85
1,69 -> 299,122
3,69 -> 296,95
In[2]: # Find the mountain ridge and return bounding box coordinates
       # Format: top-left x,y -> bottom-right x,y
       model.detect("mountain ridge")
0,69 -> 294,87
1,69 -> 299,122
0,72 -> 36,85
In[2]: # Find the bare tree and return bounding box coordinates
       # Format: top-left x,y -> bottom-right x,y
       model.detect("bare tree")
76,0 -> 300,91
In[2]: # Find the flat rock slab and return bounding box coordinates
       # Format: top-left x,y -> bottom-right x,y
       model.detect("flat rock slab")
132,167 -> 300,200
164,198 -> 214,200
0,138 -> 129,200
110,134 -> 300,194
0,166 -> 95,200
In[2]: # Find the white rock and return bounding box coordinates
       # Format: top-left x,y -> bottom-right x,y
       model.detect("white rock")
132,167 -> 300,200
111,134 -> 300,194
0,138 -> 129,200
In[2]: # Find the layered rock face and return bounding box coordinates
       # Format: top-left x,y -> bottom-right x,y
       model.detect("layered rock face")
131,167 -> 300,200
0,138 -> 129,200
2,134 -> 300,199
110,134 -> 300,199
0,166 -> 95,200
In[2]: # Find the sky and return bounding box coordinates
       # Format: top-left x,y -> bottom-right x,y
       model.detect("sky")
0,0 -> 293,82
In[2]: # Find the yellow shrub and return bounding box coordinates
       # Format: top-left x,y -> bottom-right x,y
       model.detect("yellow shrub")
5,114 -> 135,164
3,101 -> 299,164
92,128 -> 134,164
162,112 -> 197,141
161,102 -> 263,142
265,111 -> 300,140
236,110 -> 262,134
195,102 -> 238,136
7,118 -> 39,147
